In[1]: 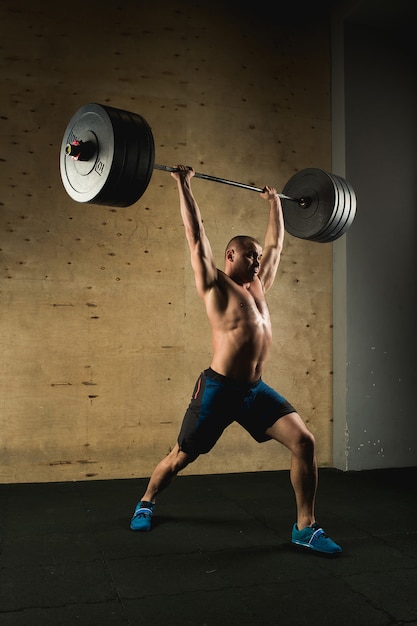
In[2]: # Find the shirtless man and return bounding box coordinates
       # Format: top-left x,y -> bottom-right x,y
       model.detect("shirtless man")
130,165 -> 342,554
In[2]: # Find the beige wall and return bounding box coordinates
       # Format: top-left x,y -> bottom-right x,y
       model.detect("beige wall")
1,0 -> 333,483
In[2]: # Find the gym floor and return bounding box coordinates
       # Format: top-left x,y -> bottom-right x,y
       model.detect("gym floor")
0,467 -> 416,625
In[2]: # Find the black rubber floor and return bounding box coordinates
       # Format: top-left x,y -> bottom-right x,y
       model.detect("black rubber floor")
1,467 -> 416,625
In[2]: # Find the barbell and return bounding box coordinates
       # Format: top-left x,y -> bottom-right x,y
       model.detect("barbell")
59,103 -> 356,243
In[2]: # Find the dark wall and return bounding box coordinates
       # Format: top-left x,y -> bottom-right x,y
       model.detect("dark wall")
333,9 -> 417,469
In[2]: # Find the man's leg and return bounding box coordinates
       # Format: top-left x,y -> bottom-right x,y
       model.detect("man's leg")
130,444 -> 196,531
141,443 -> 196,503
266,412 -> 342,553
266,412 -> 317,530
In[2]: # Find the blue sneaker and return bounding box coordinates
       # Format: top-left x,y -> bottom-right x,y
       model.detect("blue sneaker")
292,522 -> 342,554
130,501 -> 154,531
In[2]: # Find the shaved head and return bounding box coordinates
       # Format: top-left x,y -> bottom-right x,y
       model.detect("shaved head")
225,235 -> 261,257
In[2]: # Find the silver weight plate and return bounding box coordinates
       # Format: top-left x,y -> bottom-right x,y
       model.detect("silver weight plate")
60,103 -> 116,204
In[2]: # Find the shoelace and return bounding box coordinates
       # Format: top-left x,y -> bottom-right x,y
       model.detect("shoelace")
133,506 -> 153,519
309,525 -> 326,545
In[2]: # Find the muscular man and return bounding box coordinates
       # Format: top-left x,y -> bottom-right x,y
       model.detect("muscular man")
130,165 -> 342,554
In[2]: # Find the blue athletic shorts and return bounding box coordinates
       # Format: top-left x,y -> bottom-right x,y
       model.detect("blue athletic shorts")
177,368 -> 296,456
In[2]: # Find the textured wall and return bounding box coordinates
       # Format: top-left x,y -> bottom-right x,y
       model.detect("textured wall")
0,0 -> 333,483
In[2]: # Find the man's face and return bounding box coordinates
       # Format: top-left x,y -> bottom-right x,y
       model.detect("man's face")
229,241 -> 263,283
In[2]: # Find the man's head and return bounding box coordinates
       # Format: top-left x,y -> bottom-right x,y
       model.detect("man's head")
224,235 -> 263,285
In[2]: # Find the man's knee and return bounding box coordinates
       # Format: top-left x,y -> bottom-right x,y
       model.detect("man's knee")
167,445 -> 197,473
294,429 -> 315,458
266,412 -> 315,455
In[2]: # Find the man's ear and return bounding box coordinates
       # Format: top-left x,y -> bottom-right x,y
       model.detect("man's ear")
226,249 -> 234,262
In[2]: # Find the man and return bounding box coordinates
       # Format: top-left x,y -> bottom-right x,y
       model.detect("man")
130,165 -> 342,554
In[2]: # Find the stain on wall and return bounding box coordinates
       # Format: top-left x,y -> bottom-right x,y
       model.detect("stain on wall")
0,0 -> 333,482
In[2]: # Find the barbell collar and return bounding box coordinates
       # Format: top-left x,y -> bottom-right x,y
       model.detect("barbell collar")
65,140 -> 97,162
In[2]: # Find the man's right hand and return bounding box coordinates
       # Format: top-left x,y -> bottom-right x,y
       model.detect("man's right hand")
171,164 -> 195,183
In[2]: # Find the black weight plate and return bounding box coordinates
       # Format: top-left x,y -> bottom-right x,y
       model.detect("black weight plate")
60,103 -> 155,206
314,174 -> 356,242
331,175 -> 356,239
94,108 -> 136,206
100,107 -> 155,207
281,168 -> 341,240
307,172 -> 347,242
124,110 -> 155,205
310,173 -> 349,242
93,109 -> 130,206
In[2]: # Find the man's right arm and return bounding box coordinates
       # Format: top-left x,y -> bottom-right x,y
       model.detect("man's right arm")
171,166 -> 218,298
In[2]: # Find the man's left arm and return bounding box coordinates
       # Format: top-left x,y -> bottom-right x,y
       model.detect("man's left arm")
258,186 -> 285,293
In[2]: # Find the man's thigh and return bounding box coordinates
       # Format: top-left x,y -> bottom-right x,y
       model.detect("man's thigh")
265,412 -> 313,450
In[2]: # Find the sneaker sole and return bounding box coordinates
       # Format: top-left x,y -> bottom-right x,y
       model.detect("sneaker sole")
292,539 -> 342,555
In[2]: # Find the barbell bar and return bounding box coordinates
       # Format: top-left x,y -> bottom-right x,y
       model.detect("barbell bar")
152,164 -> 298,204
59,103 -> 356,243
